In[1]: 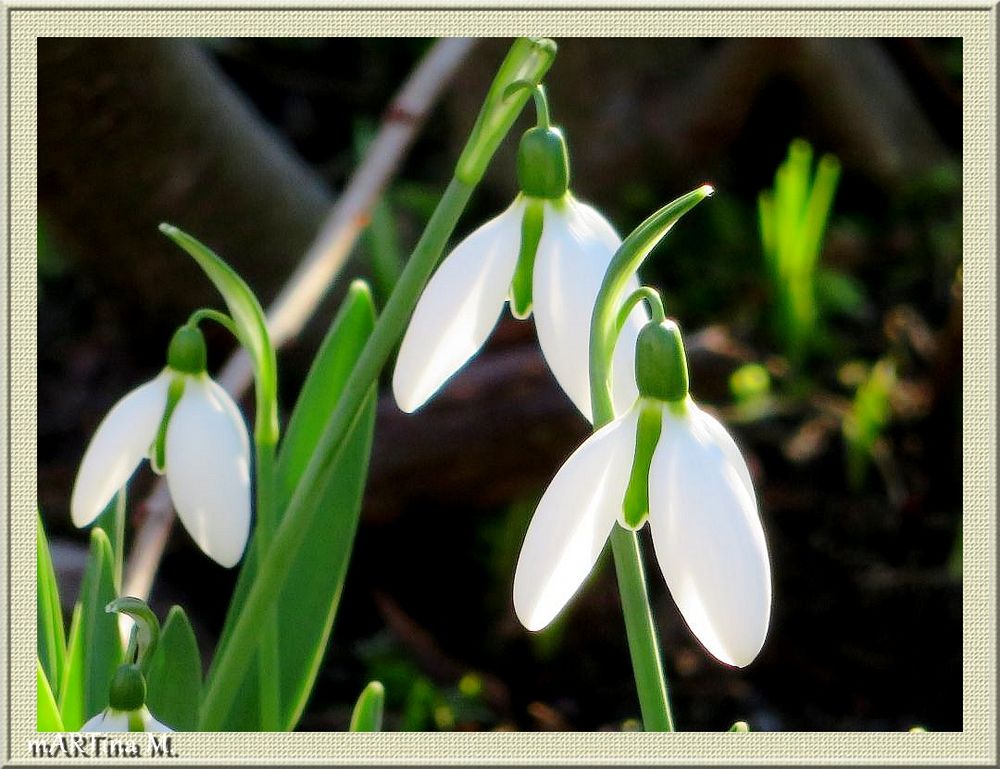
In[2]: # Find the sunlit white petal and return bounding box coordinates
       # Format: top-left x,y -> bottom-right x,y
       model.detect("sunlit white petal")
71,371 -> 172,527
165,376 -> 251,568
533,197 -> 647,421
393,198 -> 526,413
647,410 -> 771,667
80,709 -> 129,732
140,706 -> 173,732
692,403 -> 756,501
514,407 -> 640,631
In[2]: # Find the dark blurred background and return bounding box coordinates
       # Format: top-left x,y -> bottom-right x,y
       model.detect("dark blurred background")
37,38 -> 962,732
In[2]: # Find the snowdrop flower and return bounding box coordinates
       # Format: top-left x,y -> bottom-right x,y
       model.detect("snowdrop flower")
71,324 -> 251,568
514,319 -> 771,667
393,86 -> 646,422
80,664 -> 173,732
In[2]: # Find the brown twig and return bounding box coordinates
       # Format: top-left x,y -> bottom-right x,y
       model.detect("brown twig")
123,38 -> 477,601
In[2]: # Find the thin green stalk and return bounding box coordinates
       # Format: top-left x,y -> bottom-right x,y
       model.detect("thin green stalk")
609,528 -> 674,730
199,177 -> 474,728
588,184 -> 713,732
253,443 -> 281,730
593,377 -> 673,732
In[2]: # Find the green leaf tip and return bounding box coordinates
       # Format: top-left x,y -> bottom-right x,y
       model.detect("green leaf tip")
349,680 -> 386,732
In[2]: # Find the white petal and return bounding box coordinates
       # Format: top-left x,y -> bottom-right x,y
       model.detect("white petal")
392,198 -> 525,412
513,407 -> 639,631
532,197 -> 647,422
140,706 -> 174,732
692,404 -> 756,501
648,409 -> 771,668
71,371 -> 171,527
165,376 -> 251,568
81,709 -> 129,732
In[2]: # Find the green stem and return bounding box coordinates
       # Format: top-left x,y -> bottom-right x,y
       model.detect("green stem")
199,176 -> 475,728
609,527 -> 674,730
595,380 -> 673,731
616,287 -> 665,331
188,308 -> 240,338
588,184 -> 713,732
253,442 -> 281,730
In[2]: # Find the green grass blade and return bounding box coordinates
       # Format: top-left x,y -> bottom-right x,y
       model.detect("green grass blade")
37,514 -> 66,699
349,681 -> 386,732
58,605 -> 84,728
58,528 -> 122,729
145,606 -> 202,731
206,282 -> 377,730
800,153 -> 841,274
205,390 -> 377,730
37,660 -> 65,731
276,281 -> 376,506
757,191 -> 777,279
92,489 -> 126,592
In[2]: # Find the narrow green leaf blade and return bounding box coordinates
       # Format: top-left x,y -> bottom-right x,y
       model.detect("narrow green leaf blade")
158,223 -> 278,442
207,283 -> 377,731
276,390 -> 376,730
92,489 -> 126,592
58,528 -> 122,729
214,281 -> 376,657
277,280 -> 376,503
37,514 -> 66,699
211,390 -> 377,731
37,660 -> 65,731
349,681 -> 385,732
58,605 -> 84,728
146,606 -> 202,731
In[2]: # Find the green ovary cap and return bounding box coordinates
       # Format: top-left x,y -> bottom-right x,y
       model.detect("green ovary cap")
167,324 -> 207,374
108,664 -> 147,711
517,126 -> 570,199
634,319 -> 689,403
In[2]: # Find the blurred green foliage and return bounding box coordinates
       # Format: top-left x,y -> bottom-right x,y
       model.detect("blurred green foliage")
842,358 -> 896,491
758,139 -> 841,366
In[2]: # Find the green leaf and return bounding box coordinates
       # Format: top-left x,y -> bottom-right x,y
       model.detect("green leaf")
207,283 -> 377,730
37,660 -> 65,731
92,489 -> 126,592
349,681 -> 386,732
146,606 -> 202,731
158,223 -> 278,444
58,528 -> 122,729
276,281 -> 376,503
37,514 -> 66,700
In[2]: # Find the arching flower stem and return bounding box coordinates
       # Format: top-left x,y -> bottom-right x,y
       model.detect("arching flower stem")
198,38 -> 556,729
617,287 -> 666,331
587,184 -> 714,732
187,307 -> 240,338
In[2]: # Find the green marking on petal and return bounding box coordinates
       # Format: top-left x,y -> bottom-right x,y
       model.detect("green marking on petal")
128,709 -> 145,732
621,400 -> 663,529
510,197 -> 546,319
150,376 -> 186,474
